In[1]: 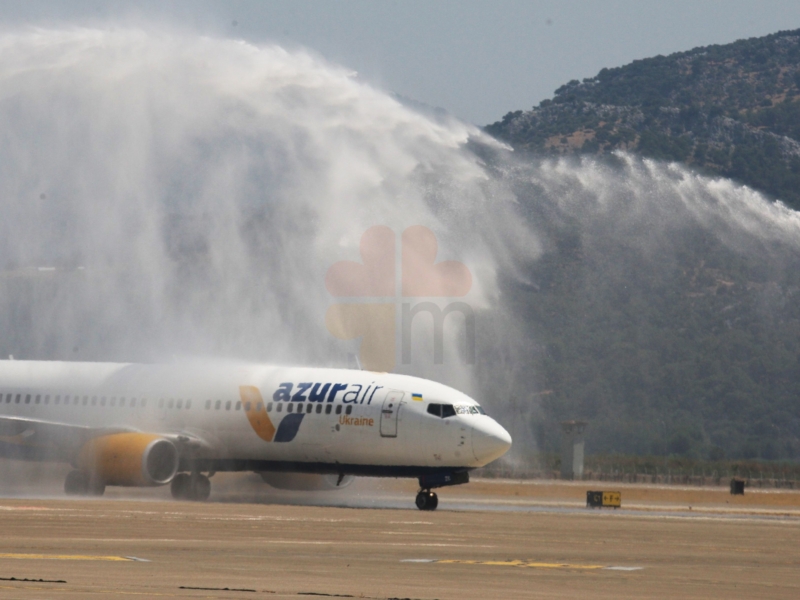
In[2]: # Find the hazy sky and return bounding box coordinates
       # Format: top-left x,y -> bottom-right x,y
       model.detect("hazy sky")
2,1 -> 800,124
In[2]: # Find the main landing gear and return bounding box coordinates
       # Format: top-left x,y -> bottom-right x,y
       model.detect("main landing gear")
64,470 -> 106,496
415,490 -> 438,511
170,472 -> 211,501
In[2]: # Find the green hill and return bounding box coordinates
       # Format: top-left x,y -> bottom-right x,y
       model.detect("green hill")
486,29 -> 800,210
479,30 -> 800,463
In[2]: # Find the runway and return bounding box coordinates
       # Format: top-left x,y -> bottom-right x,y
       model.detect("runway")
1,473 -> 799,599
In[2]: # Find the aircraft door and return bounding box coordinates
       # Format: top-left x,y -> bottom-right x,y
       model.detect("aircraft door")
380,391 -> 404,438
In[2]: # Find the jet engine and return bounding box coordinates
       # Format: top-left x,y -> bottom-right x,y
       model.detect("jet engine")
77,433 -> 179,486
259,472 -> 355,491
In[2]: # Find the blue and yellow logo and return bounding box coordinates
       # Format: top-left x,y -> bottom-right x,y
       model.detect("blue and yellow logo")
239,386 -> 304,443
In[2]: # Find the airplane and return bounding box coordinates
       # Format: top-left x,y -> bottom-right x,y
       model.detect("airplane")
0,359 -> 512,510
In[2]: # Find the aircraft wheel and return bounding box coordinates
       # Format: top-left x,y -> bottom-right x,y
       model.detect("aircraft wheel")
191,475 -> 211,501
64,470 -> 88,495
88,479 -> 106,496
416,490 -> 438,511
170,473 -> 192,500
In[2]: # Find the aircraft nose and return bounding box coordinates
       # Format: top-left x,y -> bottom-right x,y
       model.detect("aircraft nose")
471,418 -> 512,464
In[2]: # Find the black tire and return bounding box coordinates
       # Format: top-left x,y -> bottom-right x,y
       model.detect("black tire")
416,490 -> 438,511
170,473 -> 191,500
64,470 -> 88,496
88,479 -> 106,496
191,475 -> 211,501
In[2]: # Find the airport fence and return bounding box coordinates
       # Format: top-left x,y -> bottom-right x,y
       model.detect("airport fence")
477,454 -> 800,488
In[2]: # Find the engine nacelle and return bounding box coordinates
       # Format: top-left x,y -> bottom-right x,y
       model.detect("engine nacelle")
259,472 -> 355,491
77,433 -> 179,486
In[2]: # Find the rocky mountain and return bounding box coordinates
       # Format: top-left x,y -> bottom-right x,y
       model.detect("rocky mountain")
486,29 -> 800,210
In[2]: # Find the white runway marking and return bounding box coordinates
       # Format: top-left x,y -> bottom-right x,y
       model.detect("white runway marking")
401,559 -> 437,563
389,521 -> 434,525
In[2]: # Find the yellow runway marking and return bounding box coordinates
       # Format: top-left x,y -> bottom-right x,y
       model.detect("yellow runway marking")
437,559 -> 606,570
0,553 -> 135,562
405,558 -> 643,571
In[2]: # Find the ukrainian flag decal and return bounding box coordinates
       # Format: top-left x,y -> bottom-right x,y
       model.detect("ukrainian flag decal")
412,393 -> 423,401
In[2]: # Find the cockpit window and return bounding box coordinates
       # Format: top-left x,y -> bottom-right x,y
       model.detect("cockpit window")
427,402 -> 484,418
427,403 -> 456,418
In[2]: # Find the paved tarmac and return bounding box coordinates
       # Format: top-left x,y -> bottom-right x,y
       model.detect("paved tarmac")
0,473 -> 799,599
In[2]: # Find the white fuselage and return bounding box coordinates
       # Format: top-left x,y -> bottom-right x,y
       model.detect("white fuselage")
0,360 -> 512,478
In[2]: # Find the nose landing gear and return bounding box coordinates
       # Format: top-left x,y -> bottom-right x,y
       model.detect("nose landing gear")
415,489 -> 439,511
414,471 -> 470,511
